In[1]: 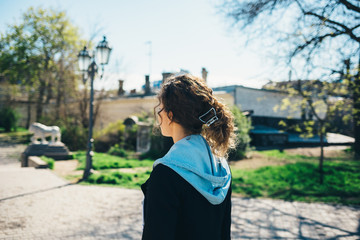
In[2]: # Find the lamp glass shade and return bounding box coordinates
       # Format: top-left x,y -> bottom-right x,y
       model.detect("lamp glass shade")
96,36 -> 112,65
78,46 -> 91,71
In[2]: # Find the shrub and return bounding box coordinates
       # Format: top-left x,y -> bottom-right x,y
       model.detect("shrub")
94,133 -> 120,152
124,125 -> 137,151
94,120 -> 138,153
61,124 -> 88,151
40,156 -> 55,169
108,144 -> 128,157
87,171 -> 133,185
94,120 -> 125,152
0,106 -> 19,132
228,106 -> 252,161
140,129 -> 173,160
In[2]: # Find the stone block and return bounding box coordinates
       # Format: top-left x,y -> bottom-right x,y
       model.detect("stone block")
28,156 -> 48,169
21,143 -> 72,167
23,143 -> 72,160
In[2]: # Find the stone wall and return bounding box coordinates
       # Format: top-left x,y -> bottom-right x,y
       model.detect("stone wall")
12,92 -> 234,131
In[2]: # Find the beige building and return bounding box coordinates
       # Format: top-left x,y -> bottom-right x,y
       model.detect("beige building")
95,92 -> 234,130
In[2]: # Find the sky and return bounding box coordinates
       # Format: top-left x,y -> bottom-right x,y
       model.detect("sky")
0,0 -> 283,91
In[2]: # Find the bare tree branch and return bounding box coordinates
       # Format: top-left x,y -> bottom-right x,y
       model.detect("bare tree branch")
304,11 -> 360,43
338,0 -> 360,13
291,32 -> 342,57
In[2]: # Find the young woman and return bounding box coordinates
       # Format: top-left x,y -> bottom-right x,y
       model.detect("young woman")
141,74 -> 236,240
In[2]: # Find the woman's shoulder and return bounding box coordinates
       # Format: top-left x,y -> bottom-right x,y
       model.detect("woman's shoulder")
143,164 -> 187,202
151,163 -> 184,183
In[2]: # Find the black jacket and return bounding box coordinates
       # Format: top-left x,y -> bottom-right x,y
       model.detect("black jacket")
141,164 -> 232,240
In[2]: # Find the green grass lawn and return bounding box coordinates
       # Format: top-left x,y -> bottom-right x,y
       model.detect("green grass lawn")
74,149 -> 360,206
84,170 -> 151,189
257,149 -> 353,162
0,127 -> 29,133
75,151 -> 154,170
257,149 -> 319,161
0,128 -> 32,144
231,160 -> 360,205
74,151 -> 153,189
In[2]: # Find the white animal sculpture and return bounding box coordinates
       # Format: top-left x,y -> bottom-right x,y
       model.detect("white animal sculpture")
29,122 -> 61,144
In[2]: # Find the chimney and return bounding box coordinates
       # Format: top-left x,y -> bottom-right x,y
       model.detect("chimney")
162,72 -> 173,83
118,80 -> 125,96
201,68 -> 208,82
145,75 -> 151,95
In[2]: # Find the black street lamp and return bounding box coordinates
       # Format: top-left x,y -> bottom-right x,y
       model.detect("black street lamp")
78,36 -> 112,180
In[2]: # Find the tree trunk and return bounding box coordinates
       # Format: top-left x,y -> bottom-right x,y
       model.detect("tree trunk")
319,123 -> 325,184
55,78 -> 62,120
45,82 -> 53,104
354,95 -> 360,159
36,80 -> 46,121
26,93 -> 32,129
55,93 -> 61,120
55,58 -> 64,120
354,52 -> 360,159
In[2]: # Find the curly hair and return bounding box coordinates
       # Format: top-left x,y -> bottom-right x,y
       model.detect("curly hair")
155,74 -> 236,157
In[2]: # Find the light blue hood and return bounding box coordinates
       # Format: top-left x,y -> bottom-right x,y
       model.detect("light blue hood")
153,134 -> 231,205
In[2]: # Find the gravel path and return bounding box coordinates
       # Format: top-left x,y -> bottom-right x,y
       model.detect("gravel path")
0,144 -> 359,239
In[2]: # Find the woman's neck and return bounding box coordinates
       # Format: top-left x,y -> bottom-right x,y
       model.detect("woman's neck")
171,123 -> 188,143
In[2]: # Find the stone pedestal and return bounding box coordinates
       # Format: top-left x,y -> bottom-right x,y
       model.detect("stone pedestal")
21,143 -> 72,167
136,123 -> 151,153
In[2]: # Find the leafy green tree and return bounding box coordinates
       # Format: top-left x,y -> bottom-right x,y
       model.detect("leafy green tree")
228,105 -> 252,160
219,0 -> 360,158
0,7 -> 85,124
266,79 -> 350,183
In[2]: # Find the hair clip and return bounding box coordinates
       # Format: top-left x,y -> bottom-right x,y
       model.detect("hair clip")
199,107 -> 218,126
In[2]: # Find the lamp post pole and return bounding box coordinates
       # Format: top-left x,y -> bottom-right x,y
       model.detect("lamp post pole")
78,36 -> 112,180
84,61 -> 97,179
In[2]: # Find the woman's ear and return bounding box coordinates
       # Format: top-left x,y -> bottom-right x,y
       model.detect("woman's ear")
168,111 -> 173,124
